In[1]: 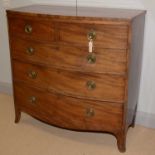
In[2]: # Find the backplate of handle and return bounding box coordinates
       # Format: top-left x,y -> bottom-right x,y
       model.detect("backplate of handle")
26,47 -> 34,55
87,53 -> 96,64
87,30 -> 96,41
86,80 -> 96,90
28,70 -> 37,79
29,96 -> 37,104
25,25 -> 32,34
86,108 -> 95,117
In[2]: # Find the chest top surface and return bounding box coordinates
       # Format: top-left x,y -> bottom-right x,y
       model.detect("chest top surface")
7,5 -> 145,21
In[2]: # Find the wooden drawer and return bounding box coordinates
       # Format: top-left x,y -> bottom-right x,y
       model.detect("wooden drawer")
8,17 -> 54,42
13,60 -> 47,87
14,82 -> 123,132
11,38 -> 127,74
59,23 -> 128,49
13,60 -> 125,103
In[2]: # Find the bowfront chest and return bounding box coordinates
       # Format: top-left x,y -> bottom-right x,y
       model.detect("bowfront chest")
7,5 -> 146,152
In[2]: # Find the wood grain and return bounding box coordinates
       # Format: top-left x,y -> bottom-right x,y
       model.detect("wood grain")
6,5 -> 146,152
59,23 -> 128,49
8,17 -> 54,42
12,60 -> 126,103
11,37 -> 127,74
14,82 -> 123,132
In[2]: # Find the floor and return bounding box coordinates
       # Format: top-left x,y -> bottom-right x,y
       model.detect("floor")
0,93 -> 155,155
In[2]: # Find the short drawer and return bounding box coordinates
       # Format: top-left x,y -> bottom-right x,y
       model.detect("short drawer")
11,38 -> 127,74
8,17 -> 54,42
58,23 -> 128,49
14,82 -> 123,132
12,60 -> 126,103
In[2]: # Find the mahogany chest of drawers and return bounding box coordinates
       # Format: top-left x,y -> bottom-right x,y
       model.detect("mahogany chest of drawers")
7,5 -> 146,152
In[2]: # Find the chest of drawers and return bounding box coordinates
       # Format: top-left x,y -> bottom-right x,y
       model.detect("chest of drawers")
7,5 -> 146,152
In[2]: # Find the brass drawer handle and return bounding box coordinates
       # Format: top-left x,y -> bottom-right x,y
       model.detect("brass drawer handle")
86,81 -> 96,90
87,53 -> 96,64
28,70 -> 37,79
25,25 -> 32,34
86,108 -> 95,117
87,30 -> 96,41
29,96 -> 37,104
26,47 -> 34,55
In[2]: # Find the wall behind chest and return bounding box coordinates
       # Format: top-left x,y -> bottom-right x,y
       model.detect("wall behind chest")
0,0 -> 11,84
0,0 -> 34,90
34,0 -> 142,8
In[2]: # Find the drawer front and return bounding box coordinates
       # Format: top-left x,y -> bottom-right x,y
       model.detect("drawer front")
8,17 -> 54,42
14,82 -> 123,131
11,38 -> 127,74
59,23 -> 128,49
13,61 -> 125,103
13,61 -> 47,88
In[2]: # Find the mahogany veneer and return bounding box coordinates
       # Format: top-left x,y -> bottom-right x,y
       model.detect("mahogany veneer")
6,5 -> 146,152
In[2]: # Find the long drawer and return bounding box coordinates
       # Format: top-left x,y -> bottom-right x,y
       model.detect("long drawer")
11,38 -> 127,74
12,60 -> 126,103
8,17 -> 128,49
14,82 -> 123,132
